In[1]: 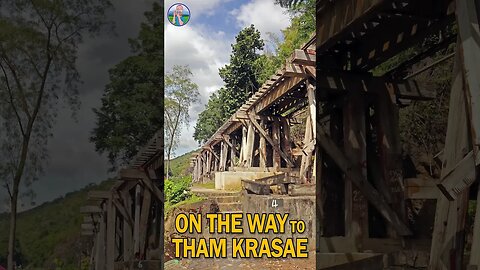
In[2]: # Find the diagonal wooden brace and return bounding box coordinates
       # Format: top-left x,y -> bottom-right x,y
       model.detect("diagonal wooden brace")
247,113 -> 295,167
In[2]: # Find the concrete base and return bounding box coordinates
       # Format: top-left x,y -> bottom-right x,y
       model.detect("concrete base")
214,171 -> 277,190
243,194 -> 316,250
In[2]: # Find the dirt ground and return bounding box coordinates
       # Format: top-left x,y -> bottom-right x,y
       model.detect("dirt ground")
164,252 -> 315,270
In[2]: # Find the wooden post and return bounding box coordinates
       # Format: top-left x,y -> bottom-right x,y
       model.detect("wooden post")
139,189 -> 152,259
240,126 -> 248,165
376,81 -> 406,240
206,151 -> 211,175
123,191 -> 133,263
106,196 -> 116,269
300,115 -> 313,183
95,203 -> 106,270
307,83 -> 316,179
280,118 -> 293,165
272,119 -> 282,169
343,91 -> 368,250
246,121 -> 255,167
133,185 -> 142,257
259,119 -> 267,169
429,45 -> 472,270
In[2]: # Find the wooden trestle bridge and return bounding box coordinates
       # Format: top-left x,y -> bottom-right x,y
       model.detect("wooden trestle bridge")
191,38 -> 317,185
314,0 -> 480,269
81,133 -> 164,270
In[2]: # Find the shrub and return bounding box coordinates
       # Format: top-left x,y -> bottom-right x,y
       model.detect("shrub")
164,176 -> 192,205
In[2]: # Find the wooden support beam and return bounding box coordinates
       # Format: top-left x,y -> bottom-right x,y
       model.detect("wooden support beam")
133,185 -> 141,256
106,197 -> 116,270
253,76 -> 304,114
141,177 -> 164,203
94,204 -> 106,270
245,121 -> 255,167
139,189 -> 152,259
122,190 -> 133,263
300,115 -> 314,183
430,46 -> 472,270
343,90 -> 368,250
374,79 -> 407,240
259,120 -> 267,169
222,135 -> 239,157
247,113 -> 295,167
280,118 -> 293,167
451,0 -> 480,150
290,49 -> 316,66
317,127 -> 412,236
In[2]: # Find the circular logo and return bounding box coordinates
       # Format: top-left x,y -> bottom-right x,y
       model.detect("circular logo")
167,3 -> 190,27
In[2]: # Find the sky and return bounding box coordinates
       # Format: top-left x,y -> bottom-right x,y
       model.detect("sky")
165,0 -> 290,158
1,0 -> 291,210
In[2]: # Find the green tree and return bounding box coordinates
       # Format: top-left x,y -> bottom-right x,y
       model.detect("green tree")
193,89 -> 229,144
91,2 -> 163,169
0,1 -> 111,269
194,25 -> 264,143
219,25 -> 264,117
164,65 -> 199,180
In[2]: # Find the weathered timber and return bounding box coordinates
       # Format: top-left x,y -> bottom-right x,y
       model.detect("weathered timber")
317,127 -> 412,236
247,113 -> 295,167
242,179 -> 271,195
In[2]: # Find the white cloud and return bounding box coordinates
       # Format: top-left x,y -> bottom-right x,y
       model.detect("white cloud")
232,0 -> 291,42
165,23 -> 231,157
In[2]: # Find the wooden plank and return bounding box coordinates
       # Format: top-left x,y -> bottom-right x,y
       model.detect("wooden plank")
141,177 -> 164,203
248,113 -> 295,167
106,198 -> 116,270
405,178 -> 440,199
259,120 -> 267,168
95,204 -> 106,270
437,150 -> 476,200
430,47 -> 471,270
119,168 -> 148,180
133,185 -> 141,255
374,79 -> 406,239
470,184 -> 480,268
245,121 -> 255,167
139,189 -> 152,258
317,127 -> 412,236
242,179 -> 271,195
343,90 -> 368,250
122,189 -> 133,263
317,0 -> 386,53
290,49 -> 316,66
456,0 -> 480,150
252,76 -> 304,114
255,173 -> 291,185
280,118 -> 293,167
300,115 -> 313,183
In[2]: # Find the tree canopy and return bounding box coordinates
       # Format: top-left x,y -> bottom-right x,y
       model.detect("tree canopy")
91,2 -> 163,169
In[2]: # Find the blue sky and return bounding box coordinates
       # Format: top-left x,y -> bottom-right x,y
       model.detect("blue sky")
165,0 -> 291,158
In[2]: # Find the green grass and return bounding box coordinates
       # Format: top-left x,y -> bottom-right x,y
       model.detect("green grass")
193,181 -> 215,189
167,150 -> 198,177
165,195 -> 205,216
